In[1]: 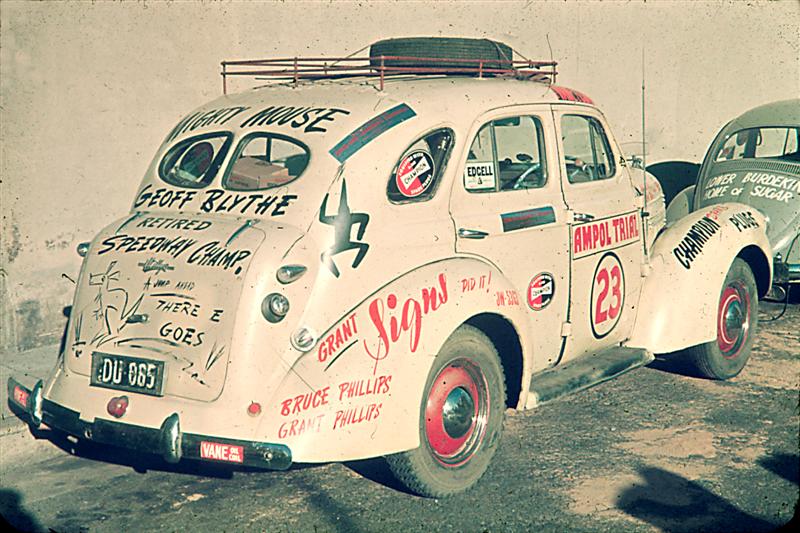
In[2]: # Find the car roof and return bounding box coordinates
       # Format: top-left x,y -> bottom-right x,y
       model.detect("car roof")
724,98 -> 800,132
175,76 -> 591,148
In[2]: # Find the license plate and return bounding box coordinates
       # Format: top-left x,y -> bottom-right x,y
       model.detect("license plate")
90,352 -> 165,396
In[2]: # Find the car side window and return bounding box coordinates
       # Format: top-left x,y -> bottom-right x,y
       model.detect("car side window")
464,116 -> 547,193
388,128 -> 454,203
562,115 -> 616,184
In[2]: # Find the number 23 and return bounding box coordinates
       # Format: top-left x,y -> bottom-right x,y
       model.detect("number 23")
595,265 -> 622,324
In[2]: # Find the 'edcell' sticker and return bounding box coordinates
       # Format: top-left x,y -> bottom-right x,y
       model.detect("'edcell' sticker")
527,273 -> 554,310
396,151 -> 435,198
464,161 -> 496,190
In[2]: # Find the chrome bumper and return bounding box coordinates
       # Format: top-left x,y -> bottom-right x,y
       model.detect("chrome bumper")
7,377 -> 291,470
773,256 -> 800,284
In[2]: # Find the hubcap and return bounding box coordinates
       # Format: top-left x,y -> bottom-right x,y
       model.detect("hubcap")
425,359 -> 489,466
442,387 -> 475,439
717,282 -> 750,358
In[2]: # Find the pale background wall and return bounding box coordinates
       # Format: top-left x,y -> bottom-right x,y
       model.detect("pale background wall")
1,0 -> 798,351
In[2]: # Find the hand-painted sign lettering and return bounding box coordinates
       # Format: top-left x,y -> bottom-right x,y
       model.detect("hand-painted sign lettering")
278,415 -> 325,438
136,216 -> 212,231
159,321 -> 205,347
240,106 -> 350,133
330,103 -> 417,163
166,106 -> 250,142
138,258 -> 175,274
573,212 -> 640,259
338,375 -> 391,401
318,313 -> 358,363
98,234 -> 252,275
729,211 -> 759,232
333,403 -> 382,430
281,386 -> 330,416
200,189 -> 298,216
591,253 -> 625,338
673,216 -> 721,269
319,179 -> 370,277
362,273 -> 448,374
134,185 -> 197,210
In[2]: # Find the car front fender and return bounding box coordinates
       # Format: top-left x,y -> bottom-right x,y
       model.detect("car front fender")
627,203 -> 771,354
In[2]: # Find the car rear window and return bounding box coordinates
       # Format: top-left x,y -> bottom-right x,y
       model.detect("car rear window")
159,133 -> 233,189
223,133 -> 310,191
715,127 -> 800,162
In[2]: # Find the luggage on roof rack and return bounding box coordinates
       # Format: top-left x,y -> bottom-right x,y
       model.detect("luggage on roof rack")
369,37 -> 514,72
220,37 -> 557,94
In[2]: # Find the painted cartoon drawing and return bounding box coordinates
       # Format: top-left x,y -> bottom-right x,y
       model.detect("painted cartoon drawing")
319,179 -> 370,277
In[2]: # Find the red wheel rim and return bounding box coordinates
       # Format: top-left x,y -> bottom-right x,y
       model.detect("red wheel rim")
424,358 -> 489,467
717,281 -> 750,359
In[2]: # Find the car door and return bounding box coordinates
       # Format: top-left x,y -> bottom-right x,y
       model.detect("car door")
449,106 -> 570,372
552,105 -> 645,361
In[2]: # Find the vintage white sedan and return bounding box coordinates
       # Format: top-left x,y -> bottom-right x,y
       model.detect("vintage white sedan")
9,38 -> 772,497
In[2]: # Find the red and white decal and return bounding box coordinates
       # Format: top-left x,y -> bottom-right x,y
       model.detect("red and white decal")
590,253 -> 625,339
573,212 -> 639,259
396,150 -> 435,198
550,85 -> 594,104
200,441 -> 244,463
527,273 -> 555,310
12,385 -> 29,408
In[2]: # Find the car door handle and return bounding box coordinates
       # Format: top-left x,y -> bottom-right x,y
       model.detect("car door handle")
458,228 -> 489,239
573,212 -> 595,223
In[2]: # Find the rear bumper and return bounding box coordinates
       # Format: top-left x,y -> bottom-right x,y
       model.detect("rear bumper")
773,256 -> 800,284
7,377 -> 291,470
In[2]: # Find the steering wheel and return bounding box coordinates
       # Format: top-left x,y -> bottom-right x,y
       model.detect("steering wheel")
512,162 -> 541,190
566,157 -> 591,182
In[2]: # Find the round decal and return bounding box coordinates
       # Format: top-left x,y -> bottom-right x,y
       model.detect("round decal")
527,272 -> 555,310
590,252 -> 625,339
395,150 -> 435,198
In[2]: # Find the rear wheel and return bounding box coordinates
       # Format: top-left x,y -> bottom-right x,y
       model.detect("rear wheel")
686,258 -> 758,379
386,325 -> 505,497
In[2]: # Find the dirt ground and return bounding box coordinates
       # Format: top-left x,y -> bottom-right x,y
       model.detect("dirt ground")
1,302 -> 797,532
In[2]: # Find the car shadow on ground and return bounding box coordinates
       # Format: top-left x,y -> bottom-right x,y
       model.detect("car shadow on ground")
618,465 -> 780,532
645,350 -> 709,379
758,453 -> 799,486
343,457 -> 417,496
21,423 -> 317,480
0,489 -> 42,533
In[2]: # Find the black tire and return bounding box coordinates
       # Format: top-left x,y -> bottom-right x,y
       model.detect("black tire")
386,324 -> 505,497
686,258 -> 758,379
369,37 -> 513,72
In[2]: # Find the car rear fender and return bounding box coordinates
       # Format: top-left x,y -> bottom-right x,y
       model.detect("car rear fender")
627,203 -> 771,353
255,258 -> 533,463
665,185 -> 695,225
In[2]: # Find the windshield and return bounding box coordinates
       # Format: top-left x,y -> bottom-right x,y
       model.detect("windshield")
715,127 -> 800,162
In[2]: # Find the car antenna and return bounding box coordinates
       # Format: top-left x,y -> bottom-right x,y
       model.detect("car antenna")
641,46 -> 650,259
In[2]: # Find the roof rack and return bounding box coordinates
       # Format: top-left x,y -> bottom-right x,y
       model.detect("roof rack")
220,55 -> 558,94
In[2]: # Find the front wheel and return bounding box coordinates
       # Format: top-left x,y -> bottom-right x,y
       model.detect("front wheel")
386,325 -> 506,497
686,258 -> 758,380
